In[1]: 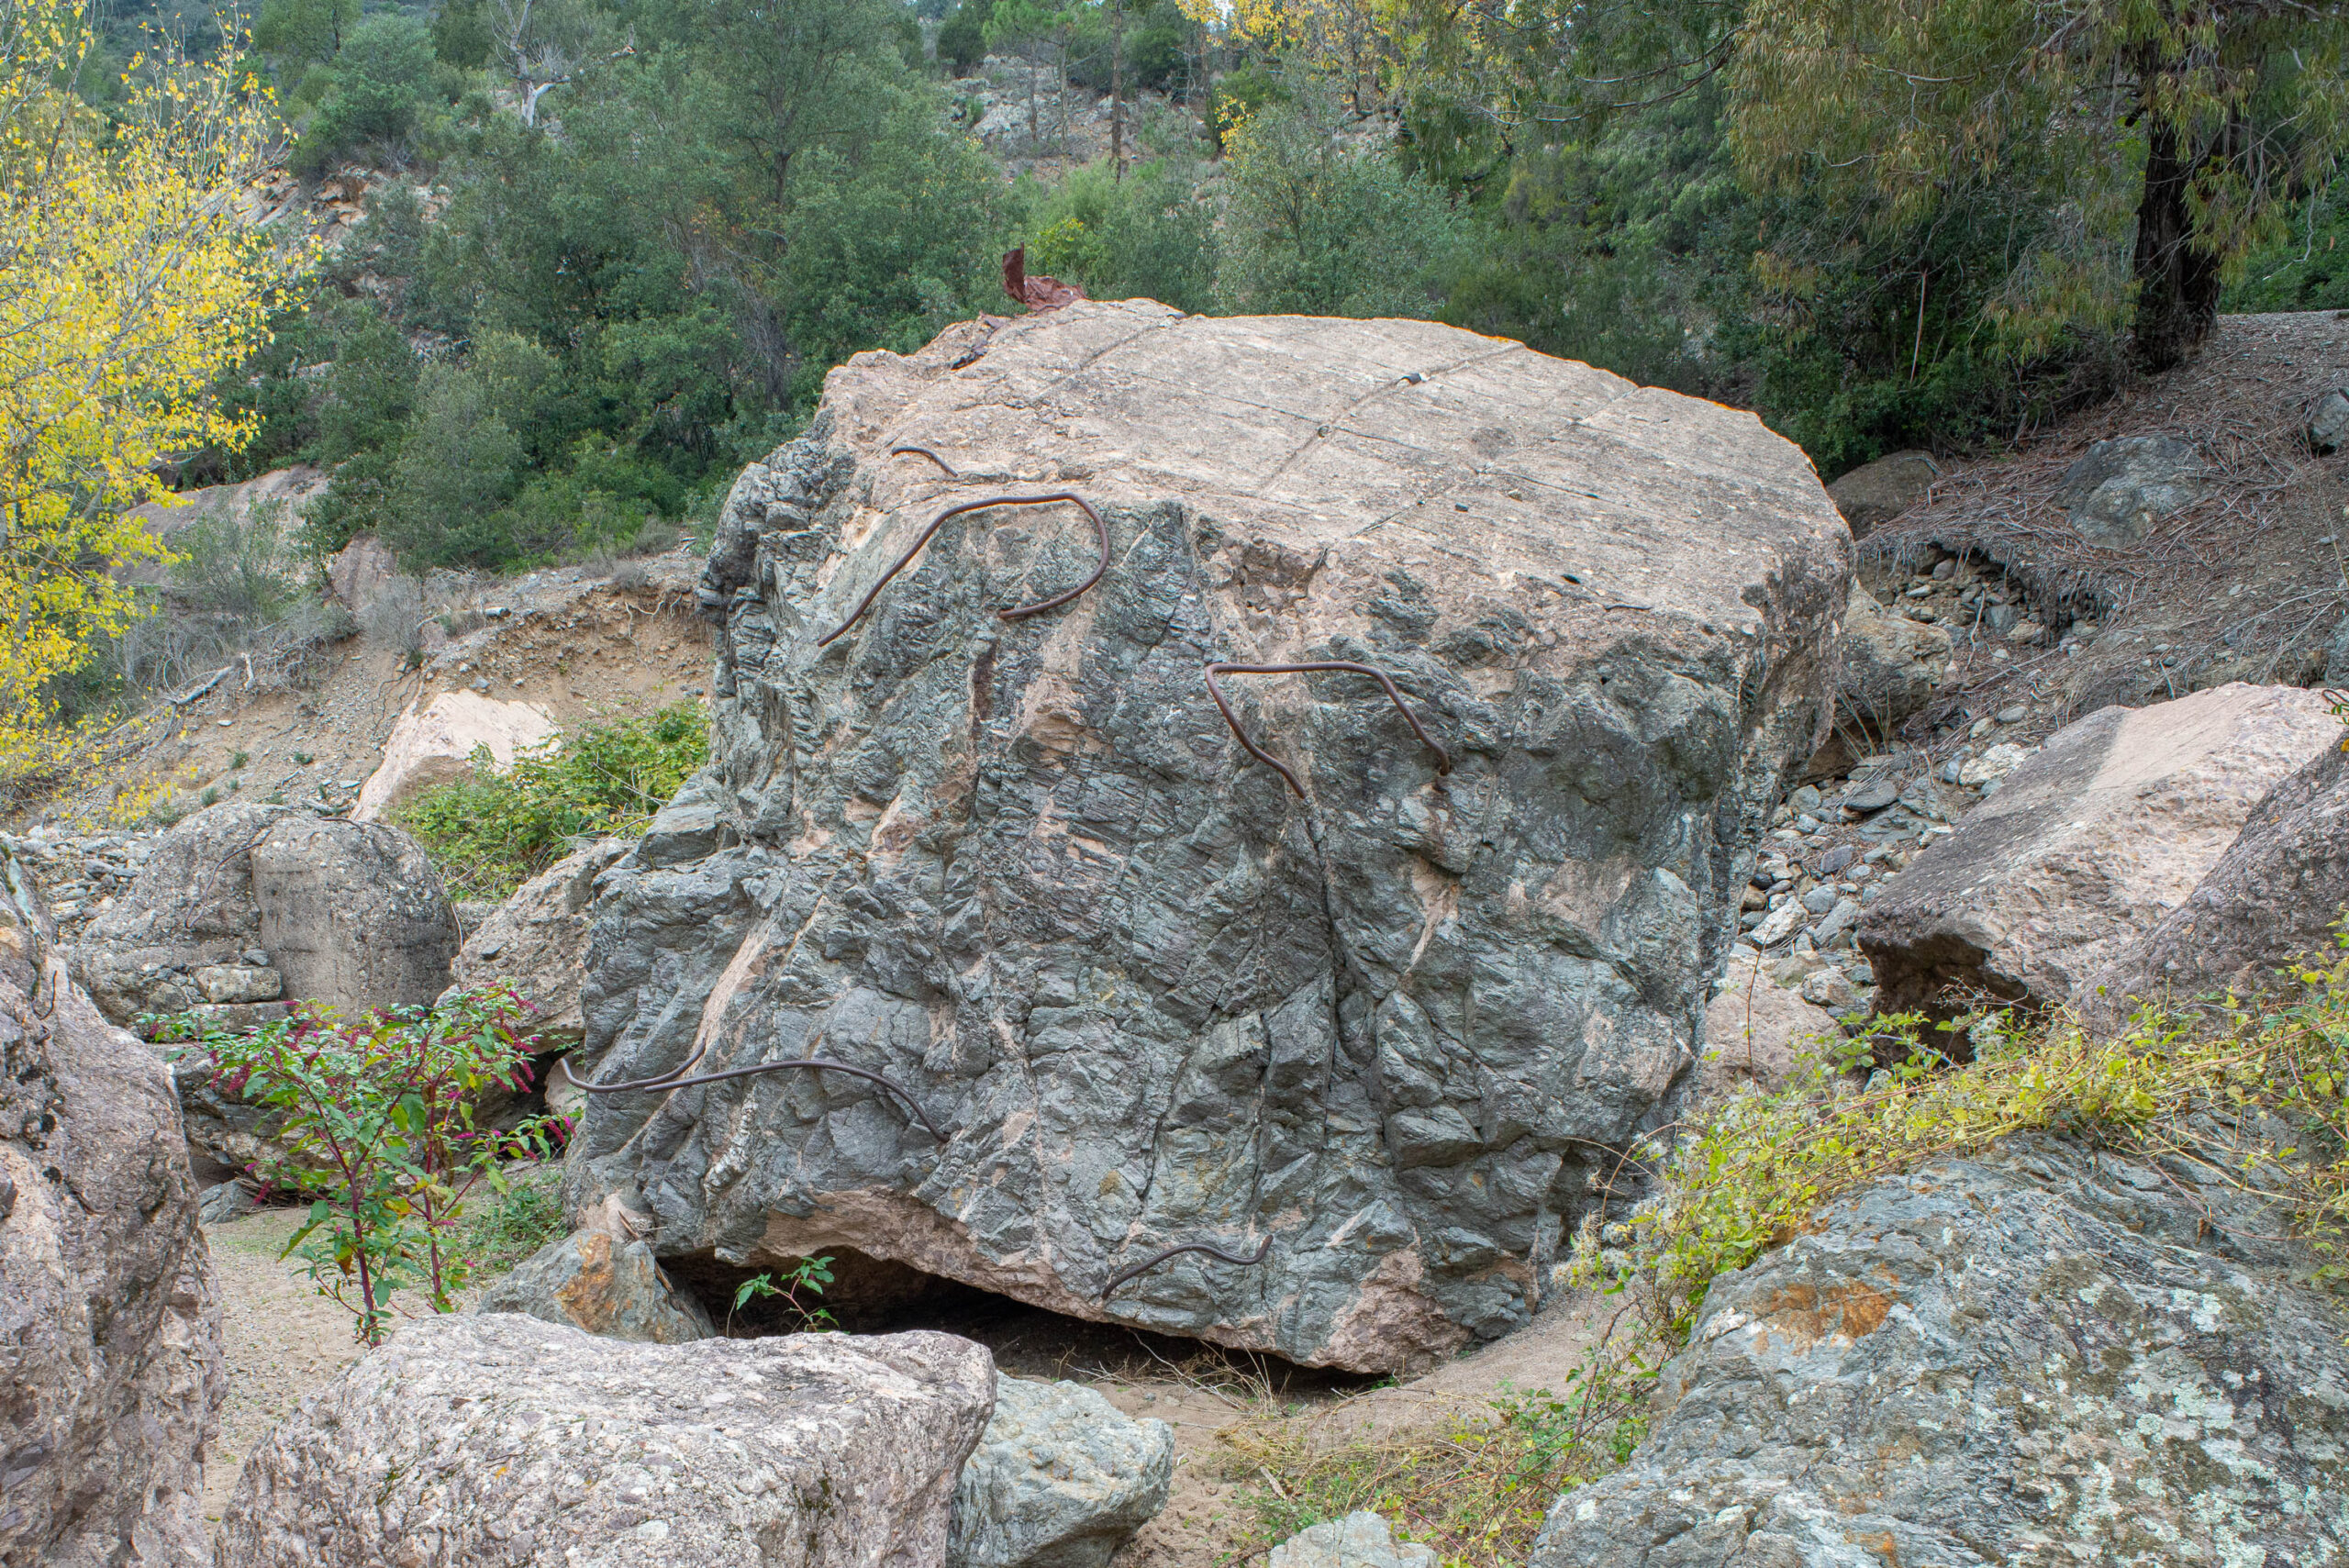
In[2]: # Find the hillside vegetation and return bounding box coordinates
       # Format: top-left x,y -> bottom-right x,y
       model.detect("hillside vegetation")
7,0 -> 2346,778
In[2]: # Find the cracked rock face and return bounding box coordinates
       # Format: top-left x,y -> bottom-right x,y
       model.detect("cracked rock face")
1530,1133 -> 2349,1567
0,854 -> 224,1568
566,304 -> 1848,1371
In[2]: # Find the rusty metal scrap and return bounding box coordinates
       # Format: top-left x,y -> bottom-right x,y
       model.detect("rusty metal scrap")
889,445 -> 958,477
1203,662 -> 1453,797
816,493 -> 1109,648
1100,1235 -> 1274,1301
1003,246 -> 1085,313
558,1053 -> 944,1141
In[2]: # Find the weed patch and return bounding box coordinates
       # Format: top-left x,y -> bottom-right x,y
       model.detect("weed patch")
395,702 -> 707,897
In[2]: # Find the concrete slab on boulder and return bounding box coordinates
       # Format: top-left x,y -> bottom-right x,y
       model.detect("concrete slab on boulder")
215,1315 -> 996,1568
2087,740 -> 2349,1022
1527,1134 -> 2349,1568
1858,684 -> 2338,1016
0,855 -> 224,1568
567,303 -> 1851,1373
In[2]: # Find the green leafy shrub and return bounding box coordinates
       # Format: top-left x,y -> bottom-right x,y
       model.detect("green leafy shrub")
160,984 -> 557,1343
1593,937 -> 2349,1346
396,702 -> 710,897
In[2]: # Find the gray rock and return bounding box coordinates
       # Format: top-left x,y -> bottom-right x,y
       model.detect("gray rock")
72,803 -> 459,1027
565,304 -> 1850,1372
194,962 -> 281,1004
1859,684 -> 2338,1015
2055,435 -> 2202,546
216,1315 -> 996,1568
2086,740 -> 2349,1022
1810,896 -> 1862,950
250,816 -> 460,1017
1528,1133 -> 2349,1568
1798,886 -> 1837,916
1823,450 -> 1937,539
2310,387 -> 2349,454
949,1374 -> 1174,1568
0,853 -> 224,1568
1835,773 -> 1899,814
1835,586 -> 1949,735
444,837 -> 629,1047
474,1221 -> 716,1343
71,800 -> 287,1024
1695,953 -> 1840,1102
1269,1511 -> 1436,1568
197,1180 -> 256,1224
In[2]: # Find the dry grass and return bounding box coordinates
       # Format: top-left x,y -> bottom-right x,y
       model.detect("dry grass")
1211,1344 -> 1649,1567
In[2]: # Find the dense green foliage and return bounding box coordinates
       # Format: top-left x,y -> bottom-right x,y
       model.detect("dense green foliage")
209,0 -> 1013,570
395,702 -> 709,897
160,984 -> 559,1343
183,0 -> 2349,571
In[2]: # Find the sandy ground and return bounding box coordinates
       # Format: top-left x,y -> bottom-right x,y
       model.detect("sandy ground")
200,1207 -> 492,1530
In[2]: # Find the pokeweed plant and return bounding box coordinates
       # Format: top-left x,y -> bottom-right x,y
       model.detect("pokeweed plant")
158,984 -> 559,1343
728,1254 -> 837,1335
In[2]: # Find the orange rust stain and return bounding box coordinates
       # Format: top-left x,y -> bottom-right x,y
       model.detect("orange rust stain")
1753,1279 -> 1897,1346
1847,1529 -> 1899,1563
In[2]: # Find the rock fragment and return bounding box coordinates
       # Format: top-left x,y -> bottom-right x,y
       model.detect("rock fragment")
948,1374 -> 1174,1568
1859,684 -> 2339,1014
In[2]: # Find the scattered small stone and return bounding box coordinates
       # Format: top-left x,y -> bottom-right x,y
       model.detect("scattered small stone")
1840,775 -> 1901,814
1996,705 -> 2027,724
1800,885 -> 1839,916
1813,844 -> 1857,877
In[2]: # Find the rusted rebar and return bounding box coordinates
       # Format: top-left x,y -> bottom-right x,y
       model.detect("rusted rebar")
558,1053 -> 944,1141
817,493 -> 1109,647
889,446 -> 958,477
1203,662 -> 1453,797
1100,1235 -> 1274,1301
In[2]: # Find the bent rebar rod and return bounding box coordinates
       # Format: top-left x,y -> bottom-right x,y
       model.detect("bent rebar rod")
817,493 -> 1109,647
889,445 -> 958,476
1100,1236 -> 1275,1301
557,1053 -> 944,1141
1203,662 -> 1453,798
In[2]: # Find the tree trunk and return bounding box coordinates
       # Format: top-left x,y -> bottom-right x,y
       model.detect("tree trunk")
1111,0 -> 1125,181
2131,114 -> 2223,372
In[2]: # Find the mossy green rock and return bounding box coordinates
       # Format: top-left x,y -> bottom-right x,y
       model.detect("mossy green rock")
1531,1132 -> 2349,1566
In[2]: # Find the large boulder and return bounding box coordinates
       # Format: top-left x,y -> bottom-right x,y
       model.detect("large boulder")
1528,1133 -> 2349,1567
1823,450 -> 1936,539
444,837 -> 629,1046
949,1374 -> 1174,1568
250,815 -> 460,1017
566,303 -> 1850,1372
215,1315 -> 996,1568
71,800 -> 286,1023
72,804 -> 461,1027
1858,684 -> 2339,1016
1835,584 -> 1951,734
2087,739 -> 2349,1021
0,854 -> 224,1568
353,689 -> 559,822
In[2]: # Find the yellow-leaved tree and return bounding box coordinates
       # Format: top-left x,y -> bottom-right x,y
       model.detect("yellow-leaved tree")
0,1 -> 308,778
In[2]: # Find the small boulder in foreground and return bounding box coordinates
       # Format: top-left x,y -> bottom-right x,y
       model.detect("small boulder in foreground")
215,1315 -> 995,1568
